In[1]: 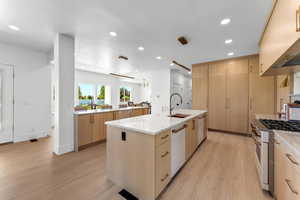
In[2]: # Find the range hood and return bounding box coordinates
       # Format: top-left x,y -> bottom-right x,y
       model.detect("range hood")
265,39 -> 300,76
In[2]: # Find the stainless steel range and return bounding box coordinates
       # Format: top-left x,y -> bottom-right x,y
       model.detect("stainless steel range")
251,118 -> 300,196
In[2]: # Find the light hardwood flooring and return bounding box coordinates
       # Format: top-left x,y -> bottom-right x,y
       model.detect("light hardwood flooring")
0,132 -> 273,200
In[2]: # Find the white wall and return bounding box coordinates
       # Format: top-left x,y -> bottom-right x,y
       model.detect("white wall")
75,69 -> 143,107
170,70 -> 192,110
142,67 -> 171,114
294,72 -> 300,101
0,42 -> 51,143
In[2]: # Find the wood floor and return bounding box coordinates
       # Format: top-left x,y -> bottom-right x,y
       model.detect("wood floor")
0,132 -> 273,200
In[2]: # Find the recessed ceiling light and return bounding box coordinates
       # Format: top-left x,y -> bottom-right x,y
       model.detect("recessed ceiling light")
188,71 -> 191,74
156,56 -> 162,60
170,63 -> 174,66
109,32 -> 117,37
220,18 -> 231,25
138,46 -> 144,51
8,25 -> 20,31
228,52 -> 234,56
225,39 -> 233,44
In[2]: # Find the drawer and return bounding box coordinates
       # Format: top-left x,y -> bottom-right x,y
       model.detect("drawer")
275,137 -> 300,200
156,130 -> 170,146
155,139 -> 171,197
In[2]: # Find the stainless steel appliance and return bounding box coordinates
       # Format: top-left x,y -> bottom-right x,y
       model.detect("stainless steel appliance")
251,119 -> 300,196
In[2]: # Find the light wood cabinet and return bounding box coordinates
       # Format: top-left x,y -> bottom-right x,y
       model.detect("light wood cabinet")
77,114 -> 93,147
107,127 -> 171,200
92,113 -> 104,142
249,56 -> 275,130
185,118 -> 198,160
192,63 -> 209,110
275,135 -> 300,200
209,58 -> 249,134
76,108 -> 149,150
226,58 -> 249,133
208,61 -> 227,131
115,110 -> 132,120
132,108 -> 144,117
259,0 -> 300,75
155,136 -> 171,196
193,55 -> 276,135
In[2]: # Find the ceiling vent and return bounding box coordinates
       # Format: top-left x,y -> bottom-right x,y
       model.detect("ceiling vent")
118,56 -> 128,60
177,36 -> 188,45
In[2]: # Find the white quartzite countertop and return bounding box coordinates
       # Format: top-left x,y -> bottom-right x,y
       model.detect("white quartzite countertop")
74,106 -> 148,115
105,109 -> 207,135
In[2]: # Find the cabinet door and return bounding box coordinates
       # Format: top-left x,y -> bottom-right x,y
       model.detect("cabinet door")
259,0 -> 300,74
131,108 -> 144,117
116,110 -> 132,120
226,58 -> 249,134
208,61 -> 227,130
192,64 -> 209,110
191,119 -> 198,152
249,56 -> 275,128
103,112 -> 114,139
92,113 -> 104,142
78,114 -> 93,147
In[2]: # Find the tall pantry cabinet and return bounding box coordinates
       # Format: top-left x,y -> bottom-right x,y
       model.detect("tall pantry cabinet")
192,55 -> 275,135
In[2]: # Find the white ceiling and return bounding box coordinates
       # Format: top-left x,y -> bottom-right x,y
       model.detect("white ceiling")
0,0 -> 273,77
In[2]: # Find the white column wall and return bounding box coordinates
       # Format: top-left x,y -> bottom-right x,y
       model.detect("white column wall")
53,34 -> 75,155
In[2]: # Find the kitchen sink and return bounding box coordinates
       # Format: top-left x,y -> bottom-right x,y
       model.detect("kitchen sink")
169,114 -> 190,118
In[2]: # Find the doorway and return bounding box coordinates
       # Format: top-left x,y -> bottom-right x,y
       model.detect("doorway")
0,64 -> 14,144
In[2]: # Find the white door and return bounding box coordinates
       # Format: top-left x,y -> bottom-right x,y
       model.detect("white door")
0,64 -> 14,143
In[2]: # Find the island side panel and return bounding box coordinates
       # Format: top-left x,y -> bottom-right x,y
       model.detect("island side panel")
106,126 -> 156,200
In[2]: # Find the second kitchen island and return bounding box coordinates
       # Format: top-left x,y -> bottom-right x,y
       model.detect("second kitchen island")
105,109 -> 208,200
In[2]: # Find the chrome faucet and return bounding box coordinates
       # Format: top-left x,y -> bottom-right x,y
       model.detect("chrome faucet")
170,93 -> 183,116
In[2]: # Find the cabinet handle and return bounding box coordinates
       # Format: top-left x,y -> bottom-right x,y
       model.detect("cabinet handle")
161,174 -> 169,182
285,179 -> 299,195
274,139 -> 280,145
297,7 -> 300,32
161,135 -> 169,140
161,151 -> 169,158
286,154 -> 299,165
192,120 -> 195,130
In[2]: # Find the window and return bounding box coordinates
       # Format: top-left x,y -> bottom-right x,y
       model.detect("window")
77,84 -> 109,108
96,85 -> 106,105
78,84 -> 94,106
120,86 -> 131,102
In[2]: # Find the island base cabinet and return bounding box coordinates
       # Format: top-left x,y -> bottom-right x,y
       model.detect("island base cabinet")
275,135 -> 300,200
107,126 -> 172,200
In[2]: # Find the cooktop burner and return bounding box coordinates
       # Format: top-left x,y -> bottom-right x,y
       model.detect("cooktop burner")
259,119 -> 300,132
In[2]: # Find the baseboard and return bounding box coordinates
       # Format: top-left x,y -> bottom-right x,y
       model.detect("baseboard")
54,143 -> 74,155
209,129 -> 251,137
0,137 -> 13,144
13,131 -> 50,143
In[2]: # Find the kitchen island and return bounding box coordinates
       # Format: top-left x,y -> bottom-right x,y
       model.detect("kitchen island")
105,109 -> 208,200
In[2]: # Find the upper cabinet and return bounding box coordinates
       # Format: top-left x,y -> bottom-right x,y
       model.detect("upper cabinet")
259,0 -> 300,76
